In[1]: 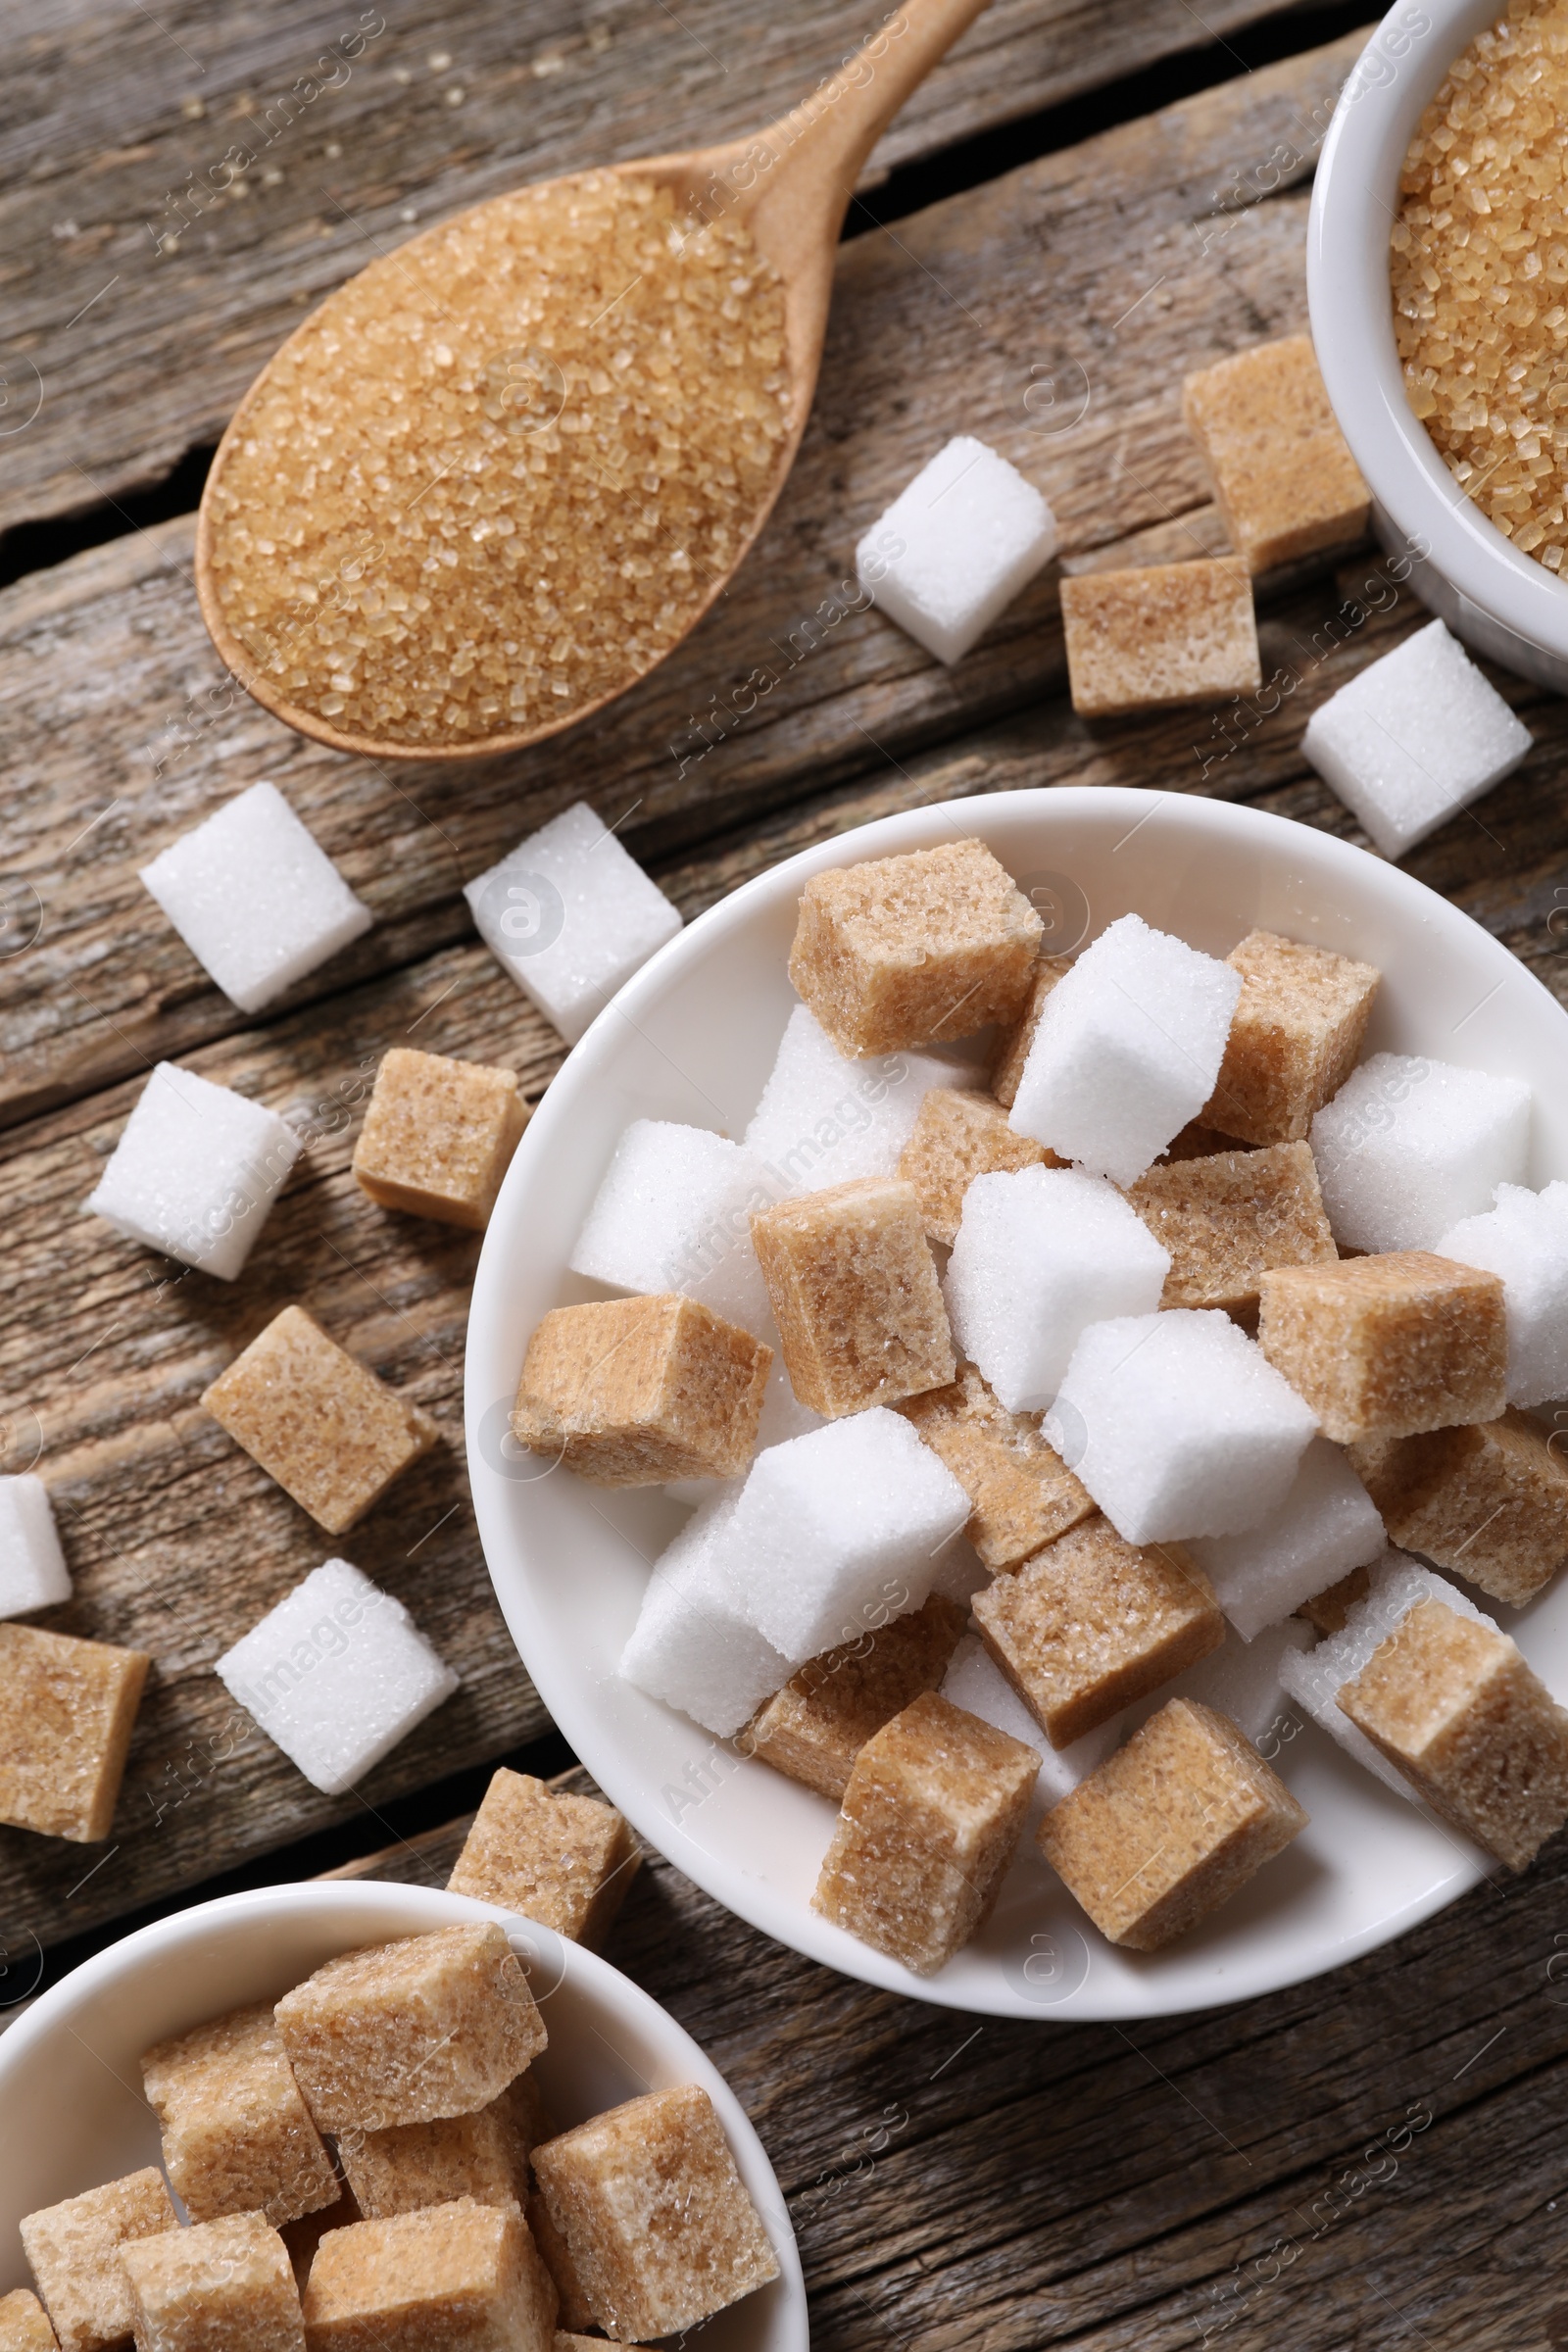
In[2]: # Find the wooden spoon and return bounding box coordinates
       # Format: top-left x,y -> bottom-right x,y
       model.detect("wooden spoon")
195,0 -> 993,763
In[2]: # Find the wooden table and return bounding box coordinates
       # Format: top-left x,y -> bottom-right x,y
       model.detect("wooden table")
5,2 -> 1568,2342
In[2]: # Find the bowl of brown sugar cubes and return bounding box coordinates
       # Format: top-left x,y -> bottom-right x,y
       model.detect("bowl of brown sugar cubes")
466,786 -> 1568,2021
0,1880 -> 803,2350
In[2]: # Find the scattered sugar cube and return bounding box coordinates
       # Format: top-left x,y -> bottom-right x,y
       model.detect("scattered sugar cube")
335,2076 -> 545,2221
352,1048 -> 528,1232
990,953 -> 1072,1108
1124,1140 -> 1338,1319
619,1487 -> 795,1738
1152,1618 -> 1314,1746
1351,1409 -> 1568,1607
0,1622 -> 150,1842
1436,1181 -> 1568,1405
855,434 -> 1057,664
897,1363 -> 1094,1571
139,781 -> 372,1015
301,2199 -> 557,2352
1257,1250 -> 1507,1443
1046,1309 -> 1318,1544
947,1164 -> 1171,1411
216,1557 -> 457,1797
1181,335 -> 1370,573
121,2210 -> 305,2352
84,1061 -> 303,1281
1009,913 -> 1244,1184
938,1633 -> 1122,1807
204,1305 -> 437,1535
787,838 -> 1043,1054
513,1295 -> 770,1486
465,801 -> 681,1047
1203,929 -> 1380,1145
0,1475 -> 70,1619
0,2292 -> 57,2352
743,1004 -> 967,1199
896,1086 -> 1053,1246
141,2000 -> 338,2227
973,1513 -> 1223,1746
569,1120 -> 775,1333
446,1767 -> 641,1946
20,2169 -> 178,2352
1311,1051 -> 1531,1252
533,2085 -> 780,2338
751,1175 -> 955,1415
1301,619 -> 1531,858
742,1592 -> 966,1801
1038,1697 -> 1307,1950
1060,558 -> 1261,717
1187,1437 -> 1386,1641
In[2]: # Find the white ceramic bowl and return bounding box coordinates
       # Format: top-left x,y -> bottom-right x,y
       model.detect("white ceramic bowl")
1309,0 -> 1568,690
0,1881 -> 805,2347
467,787 -> 1568,2019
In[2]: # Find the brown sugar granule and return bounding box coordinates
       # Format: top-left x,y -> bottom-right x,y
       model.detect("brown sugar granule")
0,1623 -> 151,1843
741,1592 -> 967,1800
1349,1409 -> 1568,1607
512,1293 -> 770,1484
1203,929 -> 1380,1145
1181,336 -> 1370,573
0,2293 -> 57,2352
121,2211 -> 305,2352
300,2198 -> 558,2351
1297,1562 -> 1374,1635
352,1047 -> 528,1230
896,1364 -> 1094,1571
20,2170 -> 179,2352
750,1176 -> 954,1416
335,2074 -> 547,2222
1059,559 -> 1261,717
1257,1250 -> 1507,1444
990,953 -> 1072,1109
446,1767 -> 641,1945
141,1999 -> 339,2228
207,173 -> 789,747
1124,1141 -> 1338,1320
897,1088 -> 1054,1247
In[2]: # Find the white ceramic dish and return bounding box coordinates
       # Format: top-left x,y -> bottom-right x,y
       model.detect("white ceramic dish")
0,1881 -> 805,2347
1309,0 -> 1568,691
466,787 -> 1568,2020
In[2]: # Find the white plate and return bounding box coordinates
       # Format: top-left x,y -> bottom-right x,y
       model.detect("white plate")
466,787 -> 1568,2019
0,1880 -> 805,2347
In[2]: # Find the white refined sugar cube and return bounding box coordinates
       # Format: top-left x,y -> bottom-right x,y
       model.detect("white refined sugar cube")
619,1488 -> 794,1737
570,1119 -> 776,1334
1310,1051 -> 1531,1252
0,1476 -> 71,1618
83,1062 -> 302,1282
465,800 -> 681,1046
743,1004 -> 967,1199
1187,1438 -> 1387,1642
1146,1619 -> 1313,1746
940,1633 -> 1118,1806
855,434 -> 1058,665
1435,1181 -> 1568,1406
216,1557 -> 458,1795
139,781 -> 372,1015
1046,1309 -> 1318,1544
946,1165 -> 1170,1411
1300,618 -> 1531,859
1008,913 -> 1243,1184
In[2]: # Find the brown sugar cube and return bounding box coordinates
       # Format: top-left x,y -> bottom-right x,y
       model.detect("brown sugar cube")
20,2170 -> 178,2352
279,2190 -> 362,2296
1059,559 -> 1261,718
300,2199 -> 556,2352
1162,1122 -> 1252,1162
751,1176 -> 954,1416
896,1088 -> 1054,1247
273,1922 -> 546,2133
556,2339 -> 651,2352
742,1592 -> 967,1801
141,2000 -> 338,2227
202,1305 -> 437,1536
1257,1251 -> 1507,1444
1125,1141 -> 1338,1321
973,1515 -> 1223,1747
446,1769 -> 641,1947
532,2085 -> 779,2339
121,2211 -> 305,2352
1181,335 -> 1370,574
1202,929 -> 1380,1145
990,953 -> 1072,1110
0,2292 -> 59,2352
1350,1411 -> 1568,1607
527,2195 -> 593,2334
1339,1597 -> 1568,1870
1297,1562 -> 1373,1635
897,1364 -> 1093,1571
335,2074 -> 546,2221
352,1048 -> 528,1231
1039,1697 -> 1307,1950
512,1294 -> 769,1485
0,1623 -> 151,1843
786,837 -> 1043,1056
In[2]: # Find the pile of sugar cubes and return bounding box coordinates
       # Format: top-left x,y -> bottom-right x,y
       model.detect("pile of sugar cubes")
511,826 -> 1568,1974
9,1915 -> 779,2350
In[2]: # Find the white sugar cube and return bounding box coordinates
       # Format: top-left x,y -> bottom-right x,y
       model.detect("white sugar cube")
1310,1051 -> 1531,1252
619,1488 -> 793,1738
0,1477 -> 71,1619
1187,1438 -> 1387,1642
83,1062 -> 302,1282
743,1004 -> 967,1199
1009,913 -> 1243,1184
466,801 -> 681,1046
1435,1181 -> 1568,1406
946,1164 -> 1170,1411
139,781 -> 372,1015
570,1119 -> 775,1334
855,434 -> 1058,665
1146,1619 -> 1314,1747
1301,618 -> 1531,859
941,1633 -> 1118,1806
1046,1309 -> 1318,1544
216,1558 -> 458,1796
